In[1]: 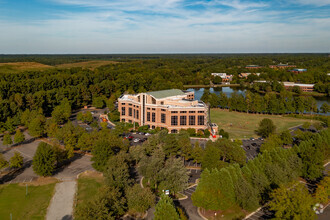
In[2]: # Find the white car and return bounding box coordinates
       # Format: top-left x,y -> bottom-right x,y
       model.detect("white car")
133,138 -> 140,143
145,133 -> 151,136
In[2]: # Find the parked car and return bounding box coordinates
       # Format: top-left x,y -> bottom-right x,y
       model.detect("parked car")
250,137 -> 255,141
133,138 -> 140,143
251,143 -> 257,147
145,133 -> 151,136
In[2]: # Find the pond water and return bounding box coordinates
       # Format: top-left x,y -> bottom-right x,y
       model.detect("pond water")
187,87 -> 330,111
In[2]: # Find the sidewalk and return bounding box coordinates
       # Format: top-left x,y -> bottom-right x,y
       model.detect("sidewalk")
46,181 -> 77,220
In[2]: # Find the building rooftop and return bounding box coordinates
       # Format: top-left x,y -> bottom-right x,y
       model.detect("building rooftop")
147,89 -> 185,99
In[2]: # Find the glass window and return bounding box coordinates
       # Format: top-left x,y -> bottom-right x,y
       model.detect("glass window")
189,111 -> 195,113
129,108 -> 132,116
136,110 -> 139,119
171,129 -> 177,133
121,107 -> 126,116
180,116 -> 187,125
198,115 -> 204,125
171,111 -> 178,114
147,112 -> 150,121
189,116 -> 195,125
171,116 -> 178,126
198,111 -> 204,113
180,111 -> 187,113
152,113 -> 156,122
161,109 -> 166,112
161,114 -> 166,123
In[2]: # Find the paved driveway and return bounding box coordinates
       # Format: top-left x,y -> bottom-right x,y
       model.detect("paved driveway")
53,155 -> 94,181
0,139 -> 40,184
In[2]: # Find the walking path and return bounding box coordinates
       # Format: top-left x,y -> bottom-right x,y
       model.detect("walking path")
46,180 -> 77,220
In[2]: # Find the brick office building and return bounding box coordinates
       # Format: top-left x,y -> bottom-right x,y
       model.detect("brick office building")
118,89 -> 209,133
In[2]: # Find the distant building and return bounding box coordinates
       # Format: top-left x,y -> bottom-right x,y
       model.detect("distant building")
239,73 -> 251,78
118,89 -> 209,134
246,65 -> 262,69
283,82 -> 314,92
211,73 -> 233,82
269,63 -> 296,69
290,68 -> 307,74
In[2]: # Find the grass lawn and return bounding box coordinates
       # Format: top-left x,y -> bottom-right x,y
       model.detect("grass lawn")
0,182 -> 56,219
0,60 -> 120,73
75,171 -> 104,217
211,109 -> 318,139
200,204 -> 246,220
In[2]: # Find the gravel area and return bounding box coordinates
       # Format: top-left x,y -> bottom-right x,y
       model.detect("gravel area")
46,181 -> 77,220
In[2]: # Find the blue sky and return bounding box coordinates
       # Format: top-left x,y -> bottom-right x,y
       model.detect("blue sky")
0,0 -> 329,53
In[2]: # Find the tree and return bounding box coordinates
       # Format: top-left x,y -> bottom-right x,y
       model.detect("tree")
104,152 -> 132,191
75,187 -> 126,220
280,130 -> 292,145
202,144 -> 222,170
302,122 -> 311,131
32,142 -> 56,176
91,134 -> 124,172
256,118 -> 276,138
314,176 -> 330,204
159,157 -> 190,194
320,103 -> 329,114
2,133 -> 12,146
154,194 -> 180,220
269,183 -> 316,220
192,141 -> 204,165
28,115 -> 46,137
126,184 -> 155,215
234,177 -> 259,211
92,96 -> 105,109
9,151 -> 24,168
260,134 -> 283,153
51,98 -> 71,124
14,129 -> 25,144
0,153 -> 9,169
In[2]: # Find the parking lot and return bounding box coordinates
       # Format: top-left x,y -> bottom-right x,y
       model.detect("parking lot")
242,138 -> 264,160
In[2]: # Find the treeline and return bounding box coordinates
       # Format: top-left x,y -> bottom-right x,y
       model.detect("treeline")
192,128 -> 330,216
202,89 -> 329,114
1,54 -> 329,132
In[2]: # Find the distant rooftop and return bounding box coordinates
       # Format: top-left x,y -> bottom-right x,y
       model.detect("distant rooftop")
147,89 -> 186,99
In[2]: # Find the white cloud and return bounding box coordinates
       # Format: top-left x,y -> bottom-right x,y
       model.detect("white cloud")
294,0 -> 330,6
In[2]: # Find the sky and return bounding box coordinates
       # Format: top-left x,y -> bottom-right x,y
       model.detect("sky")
0,0 -> 329,53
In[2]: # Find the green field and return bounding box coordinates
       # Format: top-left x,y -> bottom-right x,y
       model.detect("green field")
211,109 -> 318,139
75,172 -> 104,218
0,183 -> 56,219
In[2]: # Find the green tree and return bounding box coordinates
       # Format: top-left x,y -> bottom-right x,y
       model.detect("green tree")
92,96 -> 105,109
9,151 -> 24,168
314,176 -> 330,204
260,134 -> 283,153
91,134 -> 124,172
202,144 -> 222,170
159,157 -> 190,194
256,118 -> 276,138
104,152 -> 132,191
192,141 -> 204,165
32,142 -> 56,176
302,122 -> 311,131
75,187 -> 126,220
14,129 -> 25,144
0,153 -> 9,169
2,133 -> 12,146
154,194 -> 180,220
234,177 -> 259,211
269,183 -> 316,220
126,184 -> 155,215
51,98 -> 71,124
320,103 -> 329,113
280,130 -> 292,145
28,115 -> 46,137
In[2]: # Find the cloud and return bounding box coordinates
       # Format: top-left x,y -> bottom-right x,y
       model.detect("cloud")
0,0 -> 329,53
294,0 -> 330,6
